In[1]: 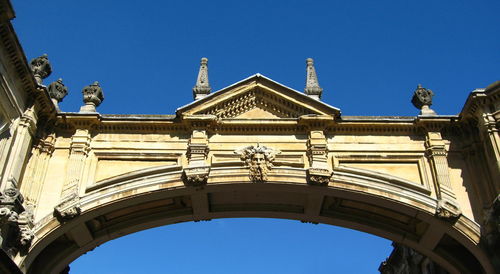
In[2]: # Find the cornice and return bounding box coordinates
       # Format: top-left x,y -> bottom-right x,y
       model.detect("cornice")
460,81 -> 500,119
0,0 -> 14,23
0,2 -> 56,123
53,112 -> 472,137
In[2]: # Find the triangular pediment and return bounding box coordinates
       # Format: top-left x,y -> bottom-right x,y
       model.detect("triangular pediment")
234,107 -> 280,119
177,74 -> 340,119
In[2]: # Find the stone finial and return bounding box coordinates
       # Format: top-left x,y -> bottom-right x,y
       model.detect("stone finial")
47,78 -> 68,111
29,54 -> 52,85
411,84 -> 436,116
193,57 -> 211,100
79,81 -> 104,113
304,58 -> 323,100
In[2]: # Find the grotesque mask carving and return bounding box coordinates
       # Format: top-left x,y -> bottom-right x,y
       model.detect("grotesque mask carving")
236,144 -> 280,182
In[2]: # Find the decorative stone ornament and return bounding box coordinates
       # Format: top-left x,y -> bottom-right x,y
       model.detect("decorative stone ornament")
483,195 -> 500,270
29,54 -> 52,85
412,84 -> 436,115
182,130 -> 211,186
47,78 -> 68,111
0,184 -> 35,251
306,130 -> 332,186
17,210 -> 34,248
182,166 -> 210,186
193,57 -> 211,100
80,81 -> 104,113
236,144 -> 280,182
307,168 -> 333,186
436,199 -> 461,221
54,192 -> 81,222
304,58 -> 323,100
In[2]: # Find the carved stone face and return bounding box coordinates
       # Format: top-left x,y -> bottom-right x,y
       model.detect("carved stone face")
236,145 -> 280,183
252,153 -> 265,167
249,152 -> 271,182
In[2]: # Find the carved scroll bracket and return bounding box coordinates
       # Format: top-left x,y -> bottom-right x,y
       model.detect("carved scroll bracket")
54,192 -> 81,222
235,144 -> 280,183
306,130 -> 332,186
0,184 -> 35,251
183,130 -> 210,186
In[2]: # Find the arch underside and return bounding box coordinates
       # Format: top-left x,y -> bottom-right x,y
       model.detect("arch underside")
25,166 -> 489,274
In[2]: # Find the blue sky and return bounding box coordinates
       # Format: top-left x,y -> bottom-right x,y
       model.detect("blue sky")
10,0 -> 499,273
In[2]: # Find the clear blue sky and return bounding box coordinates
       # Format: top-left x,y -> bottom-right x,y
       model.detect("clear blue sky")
11,0 -> 499,273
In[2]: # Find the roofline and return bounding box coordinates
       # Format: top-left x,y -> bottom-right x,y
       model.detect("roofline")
176,73 -> 340,115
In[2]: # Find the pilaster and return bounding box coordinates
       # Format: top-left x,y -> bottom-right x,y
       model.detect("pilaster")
20,134 -> 55,214
425,131 -> 461,221
54,129 -> 90,222
0,106 -> 37,193
479,108 -> 500,189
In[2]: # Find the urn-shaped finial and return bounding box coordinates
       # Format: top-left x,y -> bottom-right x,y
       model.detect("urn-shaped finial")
304,58 -> 323,100
193,57 -> 211,100
47,78 -> 68,111
79,81 -> 104,113
30,54 -> 52,85
411,84 -> 436,115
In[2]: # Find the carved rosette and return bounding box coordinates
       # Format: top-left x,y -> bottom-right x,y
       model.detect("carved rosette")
182,166 -> 210,186
236,144 -> 280,183
80,81 -> 104,112
29,54 -> 52,85
307,168 -> 333,186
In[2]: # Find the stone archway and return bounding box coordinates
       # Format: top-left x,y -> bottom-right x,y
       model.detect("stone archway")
0,9 -> 498,271
23,165 -> 491,273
